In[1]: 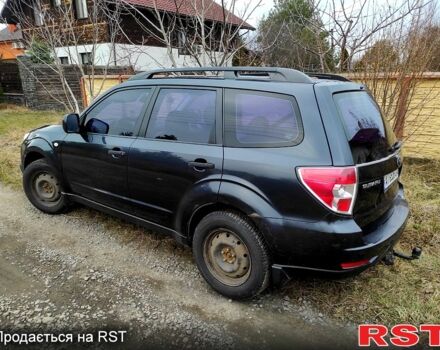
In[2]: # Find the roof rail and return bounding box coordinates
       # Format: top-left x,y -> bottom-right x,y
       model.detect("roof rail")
307,72 -> 350,82
129,67 -> 314,84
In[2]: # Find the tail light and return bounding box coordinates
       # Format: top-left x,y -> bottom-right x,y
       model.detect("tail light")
297,166 -> 357,215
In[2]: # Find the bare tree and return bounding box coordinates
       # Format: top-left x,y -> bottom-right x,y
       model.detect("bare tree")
349,2 -> 440,141
258,0 -> 336,71
105,0 -> 262,69
5,0 -> 126,112
258,0 -> 439,142
259,0 -> 429,72
315,0 -> 428,71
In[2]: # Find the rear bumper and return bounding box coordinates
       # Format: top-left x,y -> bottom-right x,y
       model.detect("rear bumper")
265,186 -> 409,277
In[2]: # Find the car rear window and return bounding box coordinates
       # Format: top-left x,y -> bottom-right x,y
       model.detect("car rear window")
333,91 -> 396,164
224,89 -> 303,147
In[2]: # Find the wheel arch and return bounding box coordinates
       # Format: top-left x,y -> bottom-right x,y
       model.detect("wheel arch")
186,182 -> 281,255
23,138 -> 60,172
187,202 -> 249,241
23,151 -> 46,169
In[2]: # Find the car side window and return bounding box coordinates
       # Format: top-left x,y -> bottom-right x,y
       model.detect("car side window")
146,88 -> 216,144
224,89 -> 303,147
84,89 -> 151,137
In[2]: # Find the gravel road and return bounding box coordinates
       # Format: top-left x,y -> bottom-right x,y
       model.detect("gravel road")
0,184 -> 358,349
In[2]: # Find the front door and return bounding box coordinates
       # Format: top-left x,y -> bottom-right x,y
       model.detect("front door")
127,87 -> 223,227
62,88 -> 152,211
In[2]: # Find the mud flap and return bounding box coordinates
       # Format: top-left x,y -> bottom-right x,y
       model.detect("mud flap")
271,265 -> 291,286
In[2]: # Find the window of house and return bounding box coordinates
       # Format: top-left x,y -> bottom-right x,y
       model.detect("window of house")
224,89 -> 303,147
12,42 -> 25,49
177,31 -> 189,55
33,1 -> 44,26
80,52 -> 92,65
75,0 -> 88,19
59,56 -> 69,65
146,89 -> 217,144
84,89 -> 151,137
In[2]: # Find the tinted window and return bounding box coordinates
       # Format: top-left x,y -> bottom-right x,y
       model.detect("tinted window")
333,91 -> 396,164
224,89 -> 302,147
146,89 -> 216,144
84,89 -> 151,137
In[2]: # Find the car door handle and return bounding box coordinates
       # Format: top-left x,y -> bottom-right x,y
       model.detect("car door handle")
108,149 -> 126,158
188,161 -> 215,171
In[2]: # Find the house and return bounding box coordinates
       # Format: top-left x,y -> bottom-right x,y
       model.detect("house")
0,0 -> 254,70
0,24 -> 25,60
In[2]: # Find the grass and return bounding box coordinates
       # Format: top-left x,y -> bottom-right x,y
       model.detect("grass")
0,104 -> 60,187
0,103 -> 439,326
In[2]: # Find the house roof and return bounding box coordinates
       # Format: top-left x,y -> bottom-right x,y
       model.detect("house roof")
0,0 -> 255,30
121,0 -> 255,30
0,27 -> 23,42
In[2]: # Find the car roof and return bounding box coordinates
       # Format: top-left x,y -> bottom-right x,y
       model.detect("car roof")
114,67 -> 358,90
115,77 -> 360,96
86,68 -> 363,118
129,67 -> 316,84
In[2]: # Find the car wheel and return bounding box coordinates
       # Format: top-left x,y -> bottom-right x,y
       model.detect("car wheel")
23,159 -> 69,214
193,211 -> 270,299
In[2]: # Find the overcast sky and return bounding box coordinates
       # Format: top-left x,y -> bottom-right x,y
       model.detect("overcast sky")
234,0 -> 275,26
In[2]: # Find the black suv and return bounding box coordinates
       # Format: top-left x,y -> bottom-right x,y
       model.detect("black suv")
21,67 -> 409,299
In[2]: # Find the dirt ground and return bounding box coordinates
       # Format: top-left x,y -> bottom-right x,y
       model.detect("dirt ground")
0,184 -> 359,349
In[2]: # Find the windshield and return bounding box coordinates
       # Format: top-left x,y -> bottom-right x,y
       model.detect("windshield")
333,91 -> 396,164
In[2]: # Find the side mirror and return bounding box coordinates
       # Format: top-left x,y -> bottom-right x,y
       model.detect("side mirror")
62,113 -> 80,133
85,118 -> 109,134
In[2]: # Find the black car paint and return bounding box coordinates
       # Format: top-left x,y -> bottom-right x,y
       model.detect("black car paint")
62,133 -> 136,212
21,125 -> 64,172
21,77 -> 409,276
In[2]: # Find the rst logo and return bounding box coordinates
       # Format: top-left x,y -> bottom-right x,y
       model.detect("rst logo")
358,324 -> 440,347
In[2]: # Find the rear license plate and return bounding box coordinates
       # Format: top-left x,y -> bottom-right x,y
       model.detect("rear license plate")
384,169 -> 399,191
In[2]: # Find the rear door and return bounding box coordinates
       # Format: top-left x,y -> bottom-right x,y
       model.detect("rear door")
221,87 -> 333,222
317,86 -> 401,227
127,87 -> 223,227
333,91 -> 401,227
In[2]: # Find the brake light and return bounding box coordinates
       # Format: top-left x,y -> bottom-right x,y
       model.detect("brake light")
297,166 -> 357,215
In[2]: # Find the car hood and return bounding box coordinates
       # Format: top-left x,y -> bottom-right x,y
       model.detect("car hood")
27,124 -> 66,142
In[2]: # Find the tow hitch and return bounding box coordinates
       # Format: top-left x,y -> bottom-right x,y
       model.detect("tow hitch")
383,247 -> 422,265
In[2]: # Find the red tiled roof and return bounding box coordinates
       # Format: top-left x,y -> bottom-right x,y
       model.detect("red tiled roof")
123,0 -> 255,29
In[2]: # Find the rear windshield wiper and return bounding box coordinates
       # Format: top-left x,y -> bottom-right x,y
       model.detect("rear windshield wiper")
389,140 -> 402,153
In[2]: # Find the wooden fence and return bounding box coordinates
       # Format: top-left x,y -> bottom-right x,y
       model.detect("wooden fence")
81,75 -> 132,107
0,60 -> 24,104
402,77 -> 440,159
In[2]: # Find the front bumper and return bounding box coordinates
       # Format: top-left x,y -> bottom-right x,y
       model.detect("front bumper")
265,187 -> 409,278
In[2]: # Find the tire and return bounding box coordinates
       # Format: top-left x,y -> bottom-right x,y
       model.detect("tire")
23,159 -> 69,214
193,210 -> 270,299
